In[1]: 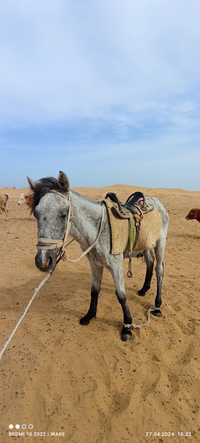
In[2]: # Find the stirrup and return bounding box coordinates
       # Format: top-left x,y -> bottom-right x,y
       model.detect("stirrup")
127,257 -> 133,278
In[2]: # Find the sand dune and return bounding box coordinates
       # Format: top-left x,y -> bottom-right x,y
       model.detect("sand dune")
0,185 -> 199,443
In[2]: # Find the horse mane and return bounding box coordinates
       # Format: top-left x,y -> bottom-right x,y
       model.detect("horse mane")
31,177 -> 66,213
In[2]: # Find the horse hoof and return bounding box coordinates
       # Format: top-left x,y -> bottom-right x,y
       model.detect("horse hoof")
151,309 -> 162,317
138,287 -> 150,296
121,327 -> 132,341
80,316 -> 90,325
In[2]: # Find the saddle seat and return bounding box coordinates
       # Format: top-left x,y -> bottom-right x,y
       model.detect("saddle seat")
105,191 -> 153,218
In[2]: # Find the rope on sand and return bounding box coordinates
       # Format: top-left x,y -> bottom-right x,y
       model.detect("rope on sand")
0,240 -> 169,359
0,271 -> 52,362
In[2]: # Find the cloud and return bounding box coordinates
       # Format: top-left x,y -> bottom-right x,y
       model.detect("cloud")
0,1 -> 199,188
1,0 -> 200,121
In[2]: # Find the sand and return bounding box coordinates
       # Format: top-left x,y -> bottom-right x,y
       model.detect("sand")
0,185 -> 199,443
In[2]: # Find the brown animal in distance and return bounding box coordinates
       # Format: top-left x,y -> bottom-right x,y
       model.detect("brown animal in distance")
0,193 -> 9,215
17,193 -> 33,211
186,208 -> 200,223
24,193 -> 33,210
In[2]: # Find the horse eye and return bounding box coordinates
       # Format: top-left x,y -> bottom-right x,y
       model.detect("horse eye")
60,212 -> 66,219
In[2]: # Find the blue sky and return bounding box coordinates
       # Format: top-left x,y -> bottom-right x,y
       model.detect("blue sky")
0,0 -> 200,189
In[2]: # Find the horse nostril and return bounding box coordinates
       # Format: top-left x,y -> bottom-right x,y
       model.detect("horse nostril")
35,249 -> 56,272
48,256 -> 53,268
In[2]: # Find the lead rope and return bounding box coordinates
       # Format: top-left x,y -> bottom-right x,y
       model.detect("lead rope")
129,307 -> 159,336
60,202 -> 105,263
0,201 -> 105,362
0,272 -> 53,362
126,304 -> 165,336
130,262 -> 168,335
0,247 -> 67,362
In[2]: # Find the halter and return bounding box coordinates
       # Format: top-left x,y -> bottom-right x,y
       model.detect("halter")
37,190 -> 105,264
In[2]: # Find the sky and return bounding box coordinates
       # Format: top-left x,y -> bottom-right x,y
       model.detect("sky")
0,0 -> 200,189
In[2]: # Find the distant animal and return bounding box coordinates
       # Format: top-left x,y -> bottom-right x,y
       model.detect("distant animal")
24,193 -> 33,209
0,193 -> 9,215
17,193 -> 25,205
28,171 -> 169,342
186,208 -> 200,223
17,193 -> 33,209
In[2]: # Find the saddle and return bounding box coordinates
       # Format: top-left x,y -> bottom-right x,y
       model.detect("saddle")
104,192 -> 154,276
105,191 -> 153,217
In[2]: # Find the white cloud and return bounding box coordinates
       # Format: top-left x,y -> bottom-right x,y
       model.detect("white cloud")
0,1 -> 200,188
0,0 -> 200,123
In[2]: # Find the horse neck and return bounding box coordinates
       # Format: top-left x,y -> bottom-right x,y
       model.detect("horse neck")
69,190 -> 103,246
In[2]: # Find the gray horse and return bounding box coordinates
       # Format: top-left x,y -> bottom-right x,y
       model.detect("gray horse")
28,171 -> 169,341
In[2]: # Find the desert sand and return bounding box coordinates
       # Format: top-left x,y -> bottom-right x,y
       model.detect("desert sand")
0,185 -> 199,443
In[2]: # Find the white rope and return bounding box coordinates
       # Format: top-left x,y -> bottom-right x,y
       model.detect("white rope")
63,205 -> 105,263
133,306 -> 158,331
37,192 -> 105,263
0,198 -> 105,362
0,190 -> 164,359
0,271 -> 52,362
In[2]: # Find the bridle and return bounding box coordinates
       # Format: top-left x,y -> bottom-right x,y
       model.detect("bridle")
37,190 -> 105,265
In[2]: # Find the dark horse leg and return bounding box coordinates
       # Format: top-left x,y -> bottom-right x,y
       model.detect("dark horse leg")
80,262 -> 103,325
138,249 -> 154,296
151,241 -> 165,317
110,258 -> 133,341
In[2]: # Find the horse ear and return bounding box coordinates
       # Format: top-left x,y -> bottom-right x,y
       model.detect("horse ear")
27,176 -> 36,190
58,171 -> 70,192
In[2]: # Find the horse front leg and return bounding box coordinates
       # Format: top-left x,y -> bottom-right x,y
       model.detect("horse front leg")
80,262 -> 103,325
110,258 -> 133,341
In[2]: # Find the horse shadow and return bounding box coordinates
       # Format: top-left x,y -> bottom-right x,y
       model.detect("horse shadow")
0,268 -> 152,335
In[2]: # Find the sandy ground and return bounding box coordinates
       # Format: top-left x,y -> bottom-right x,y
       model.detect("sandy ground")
0,185 -> 199,443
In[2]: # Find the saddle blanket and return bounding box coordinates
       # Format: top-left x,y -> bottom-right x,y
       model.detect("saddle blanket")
103,197 -> 137,255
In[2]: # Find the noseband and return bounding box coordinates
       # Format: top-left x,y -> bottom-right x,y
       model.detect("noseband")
37,190 -> 105,264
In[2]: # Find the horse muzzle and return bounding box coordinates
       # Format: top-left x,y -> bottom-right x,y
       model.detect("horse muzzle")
35,249 -> 57,272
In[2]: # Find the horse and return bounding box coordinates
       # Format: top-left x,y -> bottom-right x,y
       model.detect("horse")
186,208 -> 200,223
27,171 -> 169,341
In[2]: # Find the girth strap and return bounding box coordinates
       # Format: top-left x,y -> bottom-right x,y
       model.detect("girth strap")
127,215 -> 141,278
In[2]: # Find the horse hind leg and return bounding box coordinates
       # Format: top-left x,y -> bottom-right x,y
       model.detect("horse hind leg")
138,249 -> 154,296
151,239 -> 166,317
80,263 -> 103,325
